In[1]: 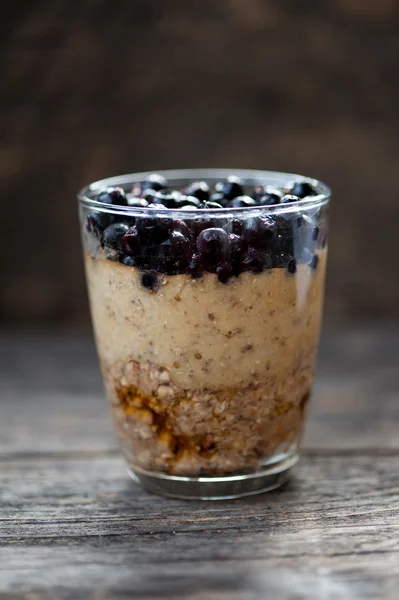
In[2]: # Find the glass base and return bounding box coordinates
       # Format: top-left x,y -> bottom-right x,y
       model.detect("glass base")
127,452 -> 298,500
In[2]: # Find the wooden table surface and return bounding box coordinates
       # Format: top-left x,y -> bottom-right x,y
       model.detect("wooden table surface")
1,328 -> 399,599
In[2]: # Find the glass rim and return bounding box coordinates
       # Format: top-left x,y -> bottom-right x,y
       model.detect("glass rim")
77,168 -> 331,217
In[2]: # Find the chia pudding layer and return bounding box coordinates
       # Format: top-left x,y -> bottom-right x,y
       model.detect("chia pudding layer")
80,171 -> 329,478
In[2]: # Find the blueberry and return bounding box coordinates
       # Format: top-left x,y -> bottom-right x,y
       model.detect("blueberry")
310,254 -> 319,270
217,262 -> 232,284
199,200 -> 223,209
141,271 -> 160,291
176,195 -> 201,209
229,231 -> 245,250
86,211 -> 114,238
121,227 -> 141,256
229,233 -> 246,275
268,186 -> 284,197
141,189 -> 159,203
189,253 -> 203,279
242,247 -> 271,273
287,258 -> 297,274
272,233 -> 293,258
287,180 -> 317,198
96,187 -> 128,206
224,218 -> 243,236
185,181 -> 209,202
103,223 -> 129,251
136,216 -> 170,246
121,255 -> 136,267
275,215 -> 293,234
190,216 -> 217,238
280,194 -> 301,204
234,219 -> 245,237
157,231 -> 191,275
271,233 -> 283,250
230,195 -> 257,208
141,174 -> 168,193
242,216 -> 277,250
170,219 -> 191,239
196,228 -> 230,272
155,190 -> 182,208
253,186 -> 282,204
258,192 -> 281,206
210,192 -> 228,207
273,216 -> 294,255
252,186 -> 265,203
127,197 -> 149,208
220,176 -> 244,200
179,205 -> 198,211
147,202 -> 167,209
136,253 -> 156,271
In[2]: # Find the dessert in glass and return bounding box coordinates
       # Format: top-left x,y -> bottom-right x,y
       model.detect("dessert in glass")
78,169 -> 330,499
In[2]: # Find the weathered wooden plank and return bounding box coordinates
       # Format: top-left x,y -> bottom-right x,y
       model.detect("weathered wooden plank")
0,390 -> 116,454
1,454 -> 399,598
1,454 -> 399,540
0,552 -> 398,600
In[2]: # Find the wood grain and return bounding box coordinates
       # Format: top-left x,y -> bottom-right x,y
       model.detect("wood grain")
1,454 -> 399,599
1,329 -> 399,599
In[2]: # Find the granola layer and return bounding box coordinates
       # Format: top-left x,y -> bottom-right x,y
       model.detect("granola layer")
104,358 -> 310,476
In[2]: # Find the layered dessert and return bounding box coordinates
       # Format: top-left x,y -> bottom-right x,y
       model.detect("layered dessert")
81,172 -> 328,478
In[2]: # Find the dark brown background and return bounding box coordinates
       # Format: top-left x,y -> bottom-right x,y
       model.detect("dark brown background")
1,0 -> 399,326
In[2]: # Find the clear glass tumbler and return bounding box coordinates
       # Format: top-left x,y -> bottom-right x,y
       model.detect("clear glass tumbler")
78,169 -> 330,499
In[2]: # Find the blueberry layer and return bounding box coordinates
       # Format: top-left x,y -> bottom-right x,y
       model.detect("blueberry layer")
86,174 -> 326,285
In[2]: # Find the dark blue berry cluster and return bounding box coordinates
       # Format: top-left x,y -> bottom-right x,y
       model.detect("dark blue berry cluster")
86,175 -> 325,286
